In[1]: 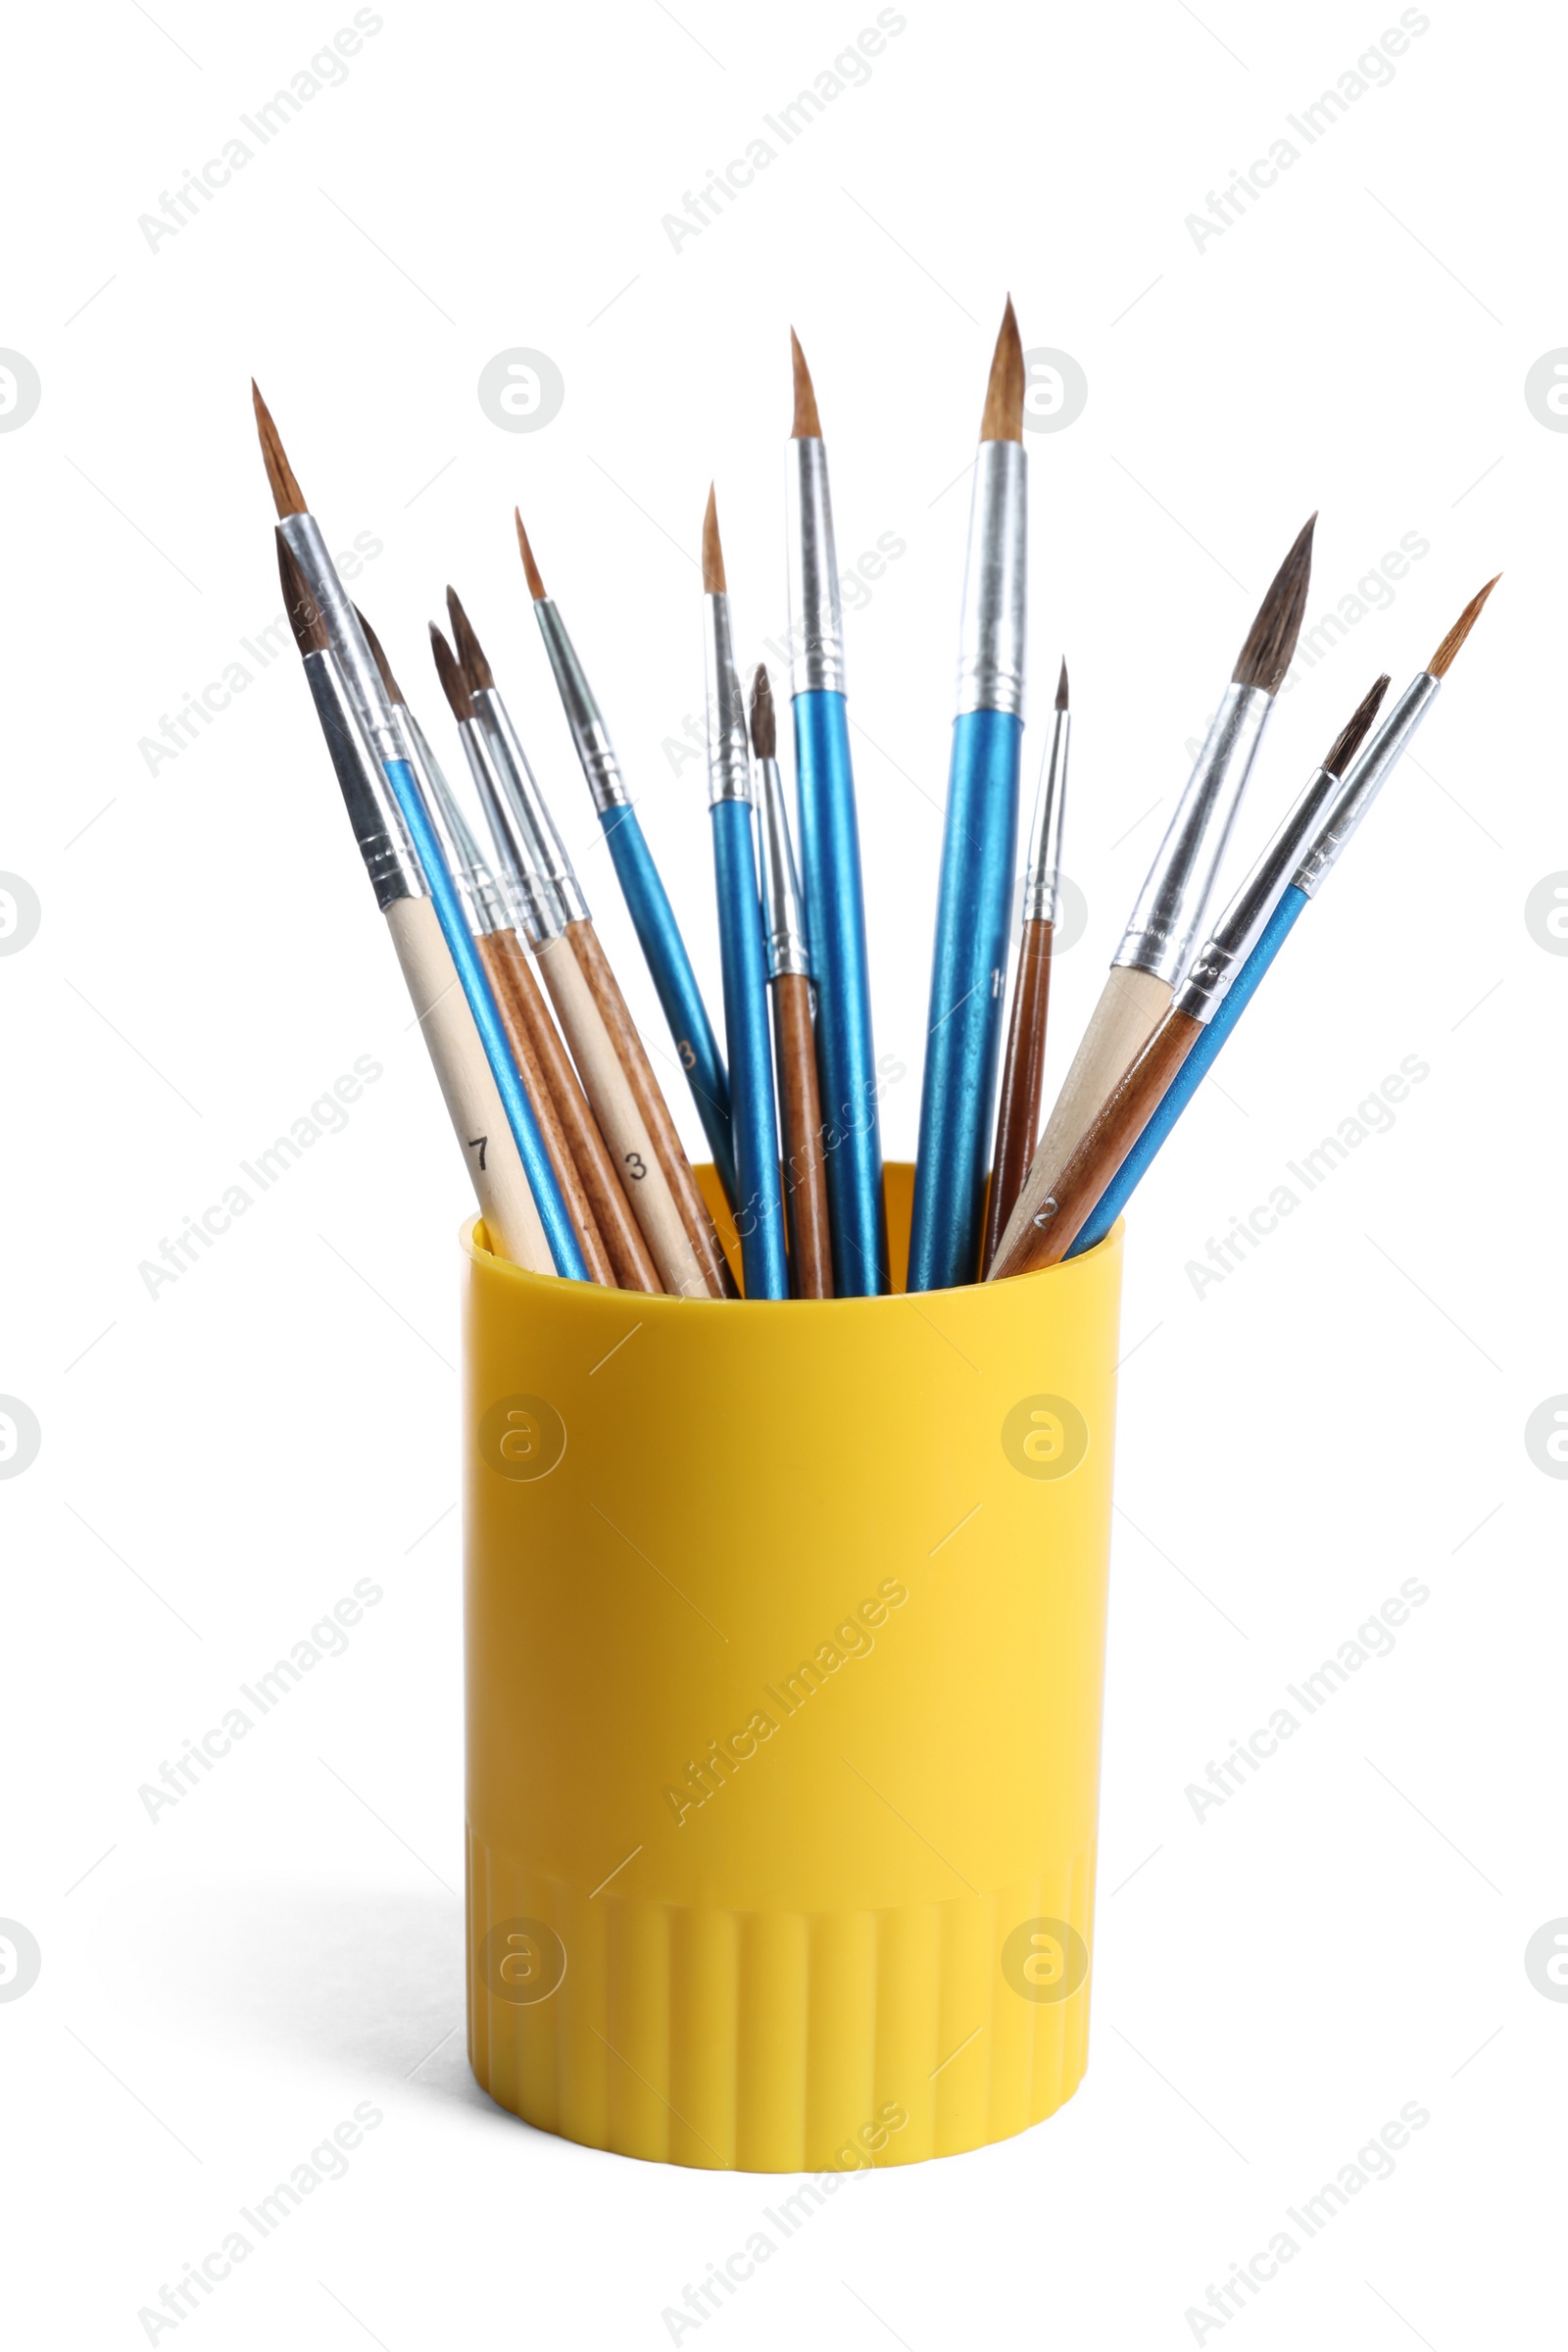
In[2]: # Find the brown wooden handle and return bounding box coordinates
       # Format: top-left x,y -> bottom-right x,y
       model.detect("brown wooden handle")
992,1007 -> 1203,1278
771,972 -> 833,1299
982,918 -> 1054,1276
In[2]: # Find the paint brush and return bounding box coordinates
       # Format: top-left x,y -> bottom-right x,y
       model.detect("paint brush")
751,662 -> 832,1298
907,298 -> 1029,1293
428,624 -> 664,1297
786,328 -> 886,1295
446,590 -> 734,1299
437,621 -> 702,1298
990,514 -> 1316,1277
992,670 -> 1392,1276
254,385 -> 586,1280
1056,580 -> 1497,1262
514,511 -> 737,1206
408,621 -> 643,1291
703,494 -> 788,1299
275,540 -> 552,1273
981,657 -> 1069,1273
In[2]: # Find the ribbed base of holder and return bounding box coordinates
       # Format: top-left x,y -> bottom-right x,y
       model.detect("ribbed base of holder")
467,1831 -> 1096,2171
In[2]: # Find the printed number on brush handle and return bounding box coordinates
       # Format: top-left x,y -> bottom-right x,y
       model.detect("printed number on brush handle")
625,1152 -> 647,1181
678,1039 -> 697,1069
468,1136 -> 489,1171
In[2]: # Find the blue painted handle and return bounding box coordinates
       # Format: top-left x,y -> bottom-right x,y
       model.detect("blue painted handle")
710,797 -> 788,1300
794,689 -> 887,1297
598,803 -> 735,1208
908,707 -> 1023,1293
381,758 -> 587,1281
1068,884 -> 1310,1258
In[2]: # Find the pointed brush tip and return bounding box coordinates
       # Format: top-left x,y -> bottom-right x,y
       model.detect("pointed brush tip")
250,378 -> 308,517
1231,513 -> 1319,692
789,327 -> 822,438
702,486 -> 725,594
749,663 -> 775,760
1055,658 -> 1069,710
514,511 -> 547,600
1427,573 -> 1500,679
980,298 -> 1025,442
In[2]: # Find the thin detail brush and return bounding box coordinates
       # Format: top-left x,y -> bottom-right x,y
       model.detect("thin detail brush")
982,657 -> 1069,1273
786,328 -> 886,1294
703,494 -> 788,1298
514,510 -> 737,1206
908,298 -> 1029,1292
752,663 -> 832,1298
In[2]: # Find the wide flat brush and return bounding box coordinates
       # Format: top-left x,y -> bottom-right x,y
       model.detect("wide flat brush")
991,514 -> 1316,1277
275,540 -> 552,1273
981,657 -> 1069,1273
786,328 -> 885,1294
993,671 -> 1392,1275
447,590 -> 735,1300
907,299 -> 1029,1293
703,494 -> 788,1299
751,663 -> 832,1298
515,511 -> 737,1207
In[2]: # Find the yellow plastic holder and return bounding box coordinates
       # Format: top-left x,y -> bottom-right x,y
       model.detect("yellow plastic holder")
464,1165 -> 1122,2171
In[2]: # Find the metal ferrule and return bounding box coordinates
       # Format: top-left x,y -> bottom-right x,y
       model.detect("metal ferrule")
533,600 -> 629,810
471,688 -> 588,926
955,439 -> 1027,719
1174,761 -> 1343,1024
399,707 -> 509,937
278,513 -> 403,765
453,712 -> 564,949
1022,705 -> 1070,923
301,648 -> 424,910
1291,670 -> 1441,900
704,593 -> 753,808
784,437 -> 846,696
1114,679 -> 1271,985
755,755 -> 810,979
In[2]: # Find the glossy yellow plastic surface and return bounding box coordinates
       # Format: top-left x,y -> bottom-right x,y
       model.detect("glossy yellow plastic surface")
464,1165 -> 1122,2170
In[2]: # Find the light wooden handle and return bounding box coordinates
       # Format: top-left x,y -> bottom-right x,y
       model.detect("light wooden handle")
478,931 -> 615,1286
536,933 -> 710,1298
992,963 -> 1171,1272
487,930 -> 661,1296
567,920 -> 734,1299
383,894 -> 551,1274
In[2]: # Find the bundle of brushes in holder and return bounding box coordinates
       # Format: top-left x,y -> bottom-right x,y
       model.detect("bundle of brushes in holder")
255,307 -> 1496,2171
256,305 -> 1494,1303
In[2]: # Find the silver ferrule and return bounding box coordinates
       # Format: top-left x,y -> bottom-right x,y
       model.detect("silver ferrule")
301,648 -> 424,911
1292,670 -> 1440,900
1114,679 -> 1272,985
1022,705 -> 1070,924
1174,760 -> 1343,1024
955,438 -> 1027,719
278,513 -> 403,766
784,436 -> 846,696
400,707 -> 510,937
704,593 -> 753,808
453,712 -> 564,949
756,755 -> 810,979
471,688 -> 587,927
533,600 -> 629,811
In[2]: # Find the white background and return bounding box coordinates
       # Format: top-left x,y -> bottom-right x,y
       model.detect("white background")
3,1 -> 1563,2344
